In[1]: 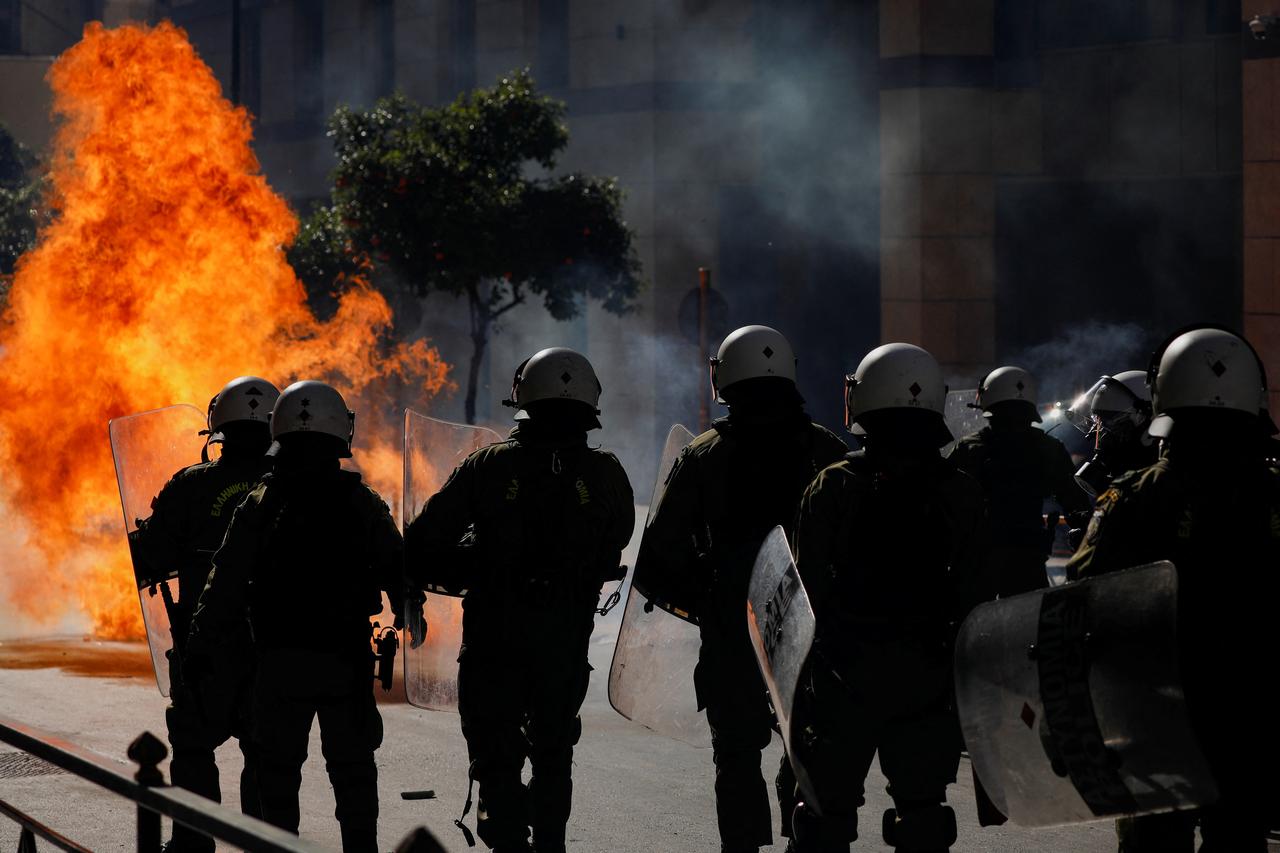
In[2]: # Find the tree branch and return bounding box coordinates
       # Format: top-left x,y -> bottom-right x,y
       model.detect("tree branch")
490,294 -> 525,320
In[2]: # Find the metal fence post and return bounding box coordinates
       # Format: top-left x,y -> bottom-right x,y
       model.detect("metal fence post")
16,827 -> 36,853
128,733 -> 167,853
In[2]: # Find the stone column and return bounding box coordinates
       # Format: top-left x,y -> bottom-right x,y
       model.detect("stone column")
879,0 -> 995,382
1243,2 -> 1280,412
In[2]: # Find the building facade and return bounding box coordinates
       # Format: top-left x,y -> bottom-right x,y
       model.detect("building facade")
3,0 -> 1276,487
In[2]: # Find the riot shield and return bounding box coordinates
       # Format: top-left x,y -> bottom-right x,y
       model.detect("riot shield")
402,409 -> 503,712
943,388 -> 984,450
108,404 -> 209,697
607,424 -> 710,747
954,561 -> 1217,827
746,526 -> 818,804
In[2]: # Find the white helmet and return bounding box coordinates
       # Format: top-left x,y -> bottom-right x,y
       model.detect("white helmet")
1066,370 -> 1151,435
1095,370 -> 1151,412
709,325 -> 797,404
844,343 -> 947,438
206,376 -> 280,442
974,366 -> 1039,421
1148,327 -> 1269,438
504,347 -> 602,420
270,380 -> 355,457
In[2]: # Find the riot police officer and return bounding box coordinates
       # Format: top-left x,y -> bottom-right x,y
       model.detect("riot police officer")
1067,370 -> 1157,499
635,325 -> 847,853
1067,326 -> 1280,852
948,366 -> 1089,595
187,381 -> 404,853
1062,371 -> 1157,565
129,375 -> 278,853
404,348 -> 635,853
788,343 -> 986,853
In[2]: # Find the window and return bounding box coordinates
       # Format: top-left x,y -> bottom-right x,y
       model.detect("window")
0,0 -> 19,54
450,0 -> 475,94
537,0 -> 567,89
294,2 -> 322,122
370,0 -> 394,96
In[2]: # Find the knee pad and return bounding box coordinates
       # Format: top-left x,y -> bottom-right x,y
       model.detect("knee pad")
791,802 -> 856,850
882,805 -> 956,851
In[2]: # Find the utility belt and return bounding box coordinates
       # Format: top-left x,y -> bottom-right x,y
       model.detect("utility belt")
514,573 -> 599,610
251,611 -> 371,655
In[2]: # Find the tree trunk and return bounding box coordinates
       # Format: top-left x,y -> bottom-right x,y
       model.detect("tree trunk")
464,327 -> 488,424
464,285 -> 490,425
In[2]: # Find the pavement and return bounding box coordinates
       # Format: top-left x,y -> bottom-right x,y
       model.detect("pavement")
0,634 -> 1128,853
0,518 -> 1194,853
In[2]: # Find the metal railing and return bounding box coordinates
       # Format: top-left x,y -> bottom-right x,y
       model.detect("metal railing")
0,713 -> 437,852
0,799 -> 90,853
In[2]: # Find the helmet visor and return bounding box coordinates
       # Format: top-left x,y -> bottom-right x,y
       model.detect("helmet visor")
1069,375 -> 1148,437
843,373 -> 858,434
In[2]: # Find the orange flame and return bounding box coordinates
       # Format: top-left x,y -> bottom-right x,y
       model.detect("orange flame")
0,22 -> 452,639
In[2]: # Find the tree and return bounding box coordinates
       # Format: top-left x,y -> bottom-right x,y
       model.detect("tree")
0,124 -> 45,301
289,202 -> 364,319
292,70 -> 642,423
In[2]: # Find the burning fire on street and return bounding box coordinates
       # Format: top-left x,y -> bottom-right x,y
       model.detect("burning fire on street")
0,22 -> 452,640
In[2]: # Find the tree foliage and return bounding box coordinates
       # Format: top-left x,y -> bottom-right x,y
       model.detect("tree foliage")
0,124 -> 45,289
291,70 -> 643,422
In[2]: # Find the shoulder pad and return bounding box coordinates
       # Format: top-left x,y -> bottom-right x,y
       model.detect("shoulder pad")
171,460 -> 217,480
238,480 -> 271,510
358,482 -> 395,515
806,453 -> 876,498
955,429 -> 989,447
1035,428 -> 1069,450
1108,465 -> 1148,492
468,437 -> 517,463
810,422 -> 849,447
672,430 -> 722,465
946,461 -> 986,494
837,450 -> 877,478
590,447 -> 626,467
686,428 -> 722,452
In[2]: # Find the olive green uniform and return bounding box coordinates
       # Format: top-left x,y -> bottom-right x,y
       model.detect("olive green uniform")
1066,450 -> 1280,852
129,450 -> 270,853
188,464 -> 404,853
789,450 -> 987,851
948,424 -> 1089,595
634,413 -> 847,851
403,426 -> 634,852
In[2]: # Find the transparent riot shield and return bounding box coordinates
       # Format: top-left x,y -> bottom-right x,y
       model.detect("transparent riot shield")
954,561 -> 1217,827
943,388 -> 984,451
108,404 -> 209,696
746,526 -> 818,804
402,409 -> 503,712
607,424 -> 710,747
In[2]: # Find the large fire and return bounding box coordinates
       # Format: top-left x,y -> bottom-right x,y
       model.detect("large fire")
0,22 -> 452,639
